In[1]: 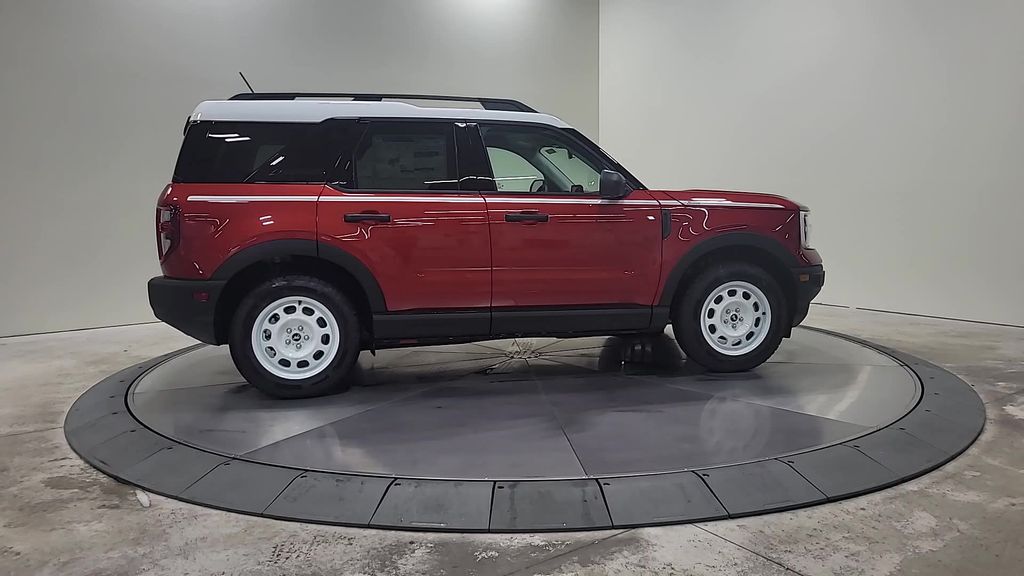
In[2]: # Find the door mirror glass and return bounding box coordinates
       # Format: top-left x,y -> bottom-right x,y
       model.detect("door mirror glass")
599,170 -> 628,199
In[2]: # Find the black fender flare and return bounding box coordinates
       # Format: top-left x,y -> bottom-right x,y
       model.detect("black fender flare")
211,239 -> 387,312
659,232 -> 798,307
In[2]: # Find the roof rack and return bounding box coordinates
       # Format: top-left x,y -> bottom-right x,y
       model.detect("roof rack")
228,92 -> 537,113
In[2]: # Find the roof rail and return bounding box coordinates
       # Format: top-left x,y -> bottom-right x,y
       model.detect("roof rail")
228,92 -> 537,113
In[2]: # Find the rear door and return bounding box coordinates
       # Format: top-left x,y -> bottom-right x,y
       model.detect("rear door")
473,122 -> 663,333
317,120 -> 491,338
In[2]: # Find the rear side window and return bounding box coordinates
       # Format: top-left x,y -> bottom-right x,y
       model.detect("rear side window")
250,120 -> 364,184
352,122 -> 457,190
174,122 -> 318,183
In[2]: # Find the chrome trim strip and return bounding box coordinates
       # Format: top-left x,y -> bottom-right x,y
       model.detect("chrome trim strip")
679,198 -> 786,209
320,195 -> 483,203
186,195 -> 319,203
185,195 -> 781,208
485,197 -> 661,205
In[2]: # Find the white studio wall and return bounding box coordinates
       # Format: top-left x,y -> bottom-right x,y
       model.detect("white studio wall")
600,0 -> 1024,326
3,0 -> 1021,337
0,0 -> 600,337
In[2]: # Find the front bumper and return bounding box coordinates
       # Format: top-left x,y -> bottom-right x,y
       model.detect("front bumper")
148,276 -> 226,344
791,265 -> 825,327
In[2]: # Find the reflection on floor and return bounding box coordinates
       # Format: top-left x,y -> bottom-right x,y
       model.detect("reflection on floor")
130,327 -> 918,479
2,306 -> 1022,575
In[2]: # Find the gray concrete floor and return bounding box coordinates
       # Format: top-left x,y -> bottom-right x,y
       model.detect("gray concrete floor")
1,305 -> 1021,576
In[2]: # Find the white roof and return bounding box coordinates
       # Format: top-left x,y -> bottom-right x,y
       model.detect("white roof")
189,100 -> 571,128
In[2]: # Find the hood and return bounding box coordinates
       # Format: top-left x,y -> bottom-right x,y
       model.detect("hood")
649,189 -> 805,211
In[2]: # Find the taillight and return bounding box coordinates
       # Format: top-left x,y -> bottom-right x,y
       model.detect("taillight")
156,204 -> 179,261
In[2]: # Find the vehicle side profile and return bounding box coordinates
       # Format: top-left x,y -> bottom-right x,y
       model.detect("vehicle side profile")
149,93 -> 824,398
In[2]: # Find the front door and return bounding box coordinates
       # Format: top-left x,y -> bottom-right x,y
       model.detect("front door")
317,120 -> 491,338
473,123 -> 663,334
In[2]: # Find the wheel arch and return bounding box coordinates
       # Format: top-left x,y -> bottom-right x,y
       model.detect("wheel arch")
210,239 -> 385,344
661,233 -> 798,329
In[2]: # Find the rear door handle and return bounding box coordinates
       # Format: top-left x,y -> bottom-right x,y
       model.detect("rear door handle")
505,212 -> 549,223
344,212 -> 391,223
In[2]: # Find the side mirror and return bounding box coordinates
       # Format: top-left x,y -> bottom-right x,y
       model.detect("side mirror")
598,170 -> 629,199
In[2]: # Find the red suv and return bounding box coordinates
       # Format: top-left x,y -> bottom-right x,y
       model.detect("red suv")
149,93 -> 824,398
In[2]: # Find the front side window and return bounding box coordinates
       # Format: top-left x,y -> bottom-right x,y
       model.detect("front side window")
353,122 -> 457,191
486,147 -> 543,192
479,124 -> 604,194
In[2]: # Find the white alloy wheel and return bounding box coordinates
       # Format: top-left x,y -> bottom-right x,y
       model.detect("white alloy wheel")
699,281 -> 772,356
250,296 -> 341,380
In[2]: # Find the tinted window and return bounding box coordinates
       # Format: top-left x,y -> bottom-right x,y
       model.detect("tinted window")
174,122 -> 313,183
251,120 -> 364,184
479,124 -> 604,194
353,122 -> 457,190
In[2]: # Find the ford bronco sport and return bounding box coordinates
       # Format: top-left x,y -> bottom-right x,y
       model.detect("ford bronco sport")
149,92 -> 824,398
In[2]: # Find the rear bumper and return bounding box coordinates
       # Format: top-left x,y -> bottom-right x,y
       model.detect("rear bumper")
791,265 -> 825,327
148,276 -> 226,344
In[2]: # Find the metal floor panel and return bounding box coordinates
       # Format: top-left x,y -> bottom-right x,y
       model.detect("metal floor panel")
65,327 -> 984,532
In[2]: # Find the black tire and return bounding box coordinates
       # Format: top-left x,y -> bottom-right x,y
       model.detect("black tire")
228,275 -> 360,399
672,262 -> 788,372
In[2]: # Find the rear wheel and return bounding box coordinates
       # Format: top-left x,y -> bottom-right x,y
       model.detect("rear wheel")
229,275 -> 360,398
672,262 -> 787,372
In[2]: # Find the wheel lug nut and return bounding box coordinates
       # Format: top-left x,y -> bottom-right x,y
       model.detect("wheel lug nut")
286,328 -> 292,334
304,335 -> 309,341
298,326 -> 303,331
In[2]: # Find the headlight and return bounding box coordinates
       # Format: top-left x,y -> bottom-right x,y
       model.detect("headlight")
799,210 -> 812,250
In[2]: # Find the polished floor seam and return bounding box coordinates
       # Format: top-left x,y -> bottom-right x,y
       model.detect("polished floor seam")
845,443 -> 899,475
132,379 -> 248,395
540,344 -> 619,356
530,338 -> 570,354
693,524 -> 811,576
897,413 -> 976,454
761,360 -> 896,367
389,349 -> 503,356
694,468 -> 730,513
533,368 -> 591,478
237,381 -> 454,456
260,472 -> 304,515
371,354 -> 513,370
654,378 -> 885,430
0,425 -> 61,440
178,457 -> 224,495
469,342 -> 513,353
499,529 -> 635,576
366,478 -> 397,526
778,459 -> 828,498
531,354 -> 603,374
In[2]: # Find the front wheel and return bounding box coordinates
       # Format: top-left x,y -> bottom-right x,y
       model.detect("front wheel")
228,275 -> 360,398
672,262 -> 787,372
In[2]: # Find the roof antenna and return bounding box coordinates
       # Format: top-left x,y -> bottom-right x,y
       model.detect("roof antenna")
238,71 -> 255,94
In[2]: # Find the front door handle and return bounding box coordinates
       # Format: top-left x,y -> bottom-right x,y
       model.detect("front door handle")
344,212 -> 391,223
505,212 -> 549,223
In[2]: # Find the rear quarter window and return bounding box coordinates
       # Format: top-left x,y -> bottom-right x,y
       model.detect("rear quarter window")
173,121 -> 316,183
